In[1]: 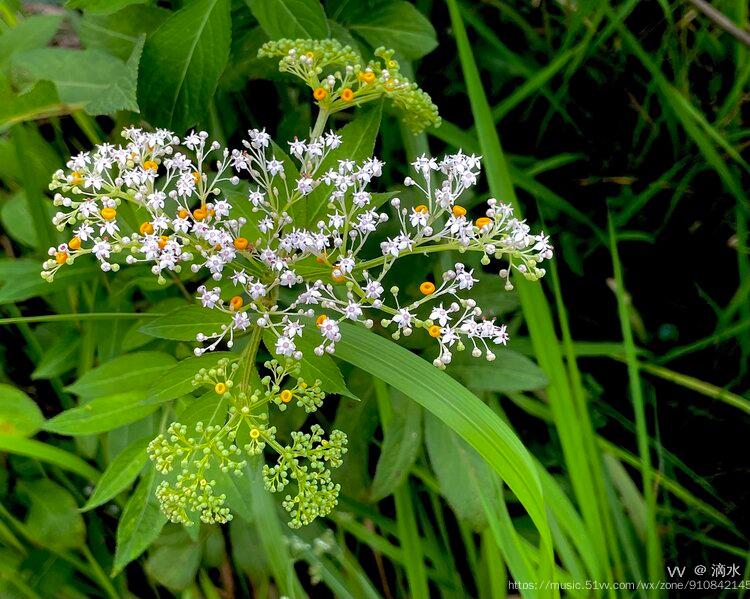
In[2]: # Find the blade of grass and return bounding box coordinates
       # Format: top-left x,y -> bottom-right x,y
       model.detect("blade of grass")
374,379 -> 429,599
334,322 -> 554,596
445,1 -> 611,591
608,213 -> 663,585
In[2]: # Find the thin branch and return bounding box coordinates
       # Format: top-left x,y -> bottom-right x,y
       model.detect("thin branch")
687,0 -> 750,48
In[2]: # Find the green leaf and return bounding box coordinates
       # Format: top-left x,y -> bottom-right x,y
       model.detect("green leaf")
246,0 -> 329,40
82,436 -> 151,511
0,383 -> 44,437
262,330 -> 357,399
31,327 -> 80,380
144,531 -> 202,590
370,390 -> 421,501
305,102 -> 382,227
112,468 -> 167,575
66,0 -> 145,14
449,349 -> 548,393
139,305 -> 232,341
145,351 -> 233,405
331,323 -> 553,567
45,391 -> 159,436
0,258 -> 99,304
0,15 -> 63,70
0,436 -> 99,481
0,192 -> 52,249
0,79 -> 65,129
65,351 -> 176,397
79,4 -> 169,61
19,479 -> 86,550
176,390 -> 228,429
347,1 -> 437,60
424,412 -> 500,530
138,0 -> 231,131
12,41 -> 143,115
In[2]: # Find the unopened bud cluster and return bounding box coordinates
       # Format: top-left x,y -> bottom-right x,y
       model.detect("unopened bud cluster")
146,358 -> 346,527
259,39 -> 440,133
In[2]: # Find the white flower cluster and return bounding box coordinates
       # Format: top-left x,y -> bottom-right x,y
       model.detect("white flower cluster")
42,127 -> 553,368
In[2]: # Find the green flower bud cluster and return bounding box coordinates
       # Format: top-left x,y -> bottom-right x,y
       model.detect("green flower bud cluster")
147,358 -> 347,528
262,424 -> 348,528
258,39 -> 440,133
261,359 -> 325,413
148,422 -> 245,525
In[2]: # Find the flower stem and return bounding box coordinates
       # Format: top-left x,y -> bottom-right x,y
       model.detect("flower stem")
239,325 -> 264,393
311,107 -> 330,139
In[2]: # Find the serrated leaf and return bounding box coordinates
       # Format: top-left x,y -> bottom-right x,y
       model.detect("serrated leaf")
0,15 -> 63,69
79,4 -> 169,61
424,412 -> 500,530
121,298 -> 186,351
112,468 -> 166,575
138,0 -> 231,131
0,192 -> 56,249
144,352 -> 233,405
370,390 -> 421,501
82,436 -> 151,511
246,0 -> 329,40
12,40 -> 144,115
20,479 -> 86,550
139,304 -> 233,341
64,351 -> 176,397
347,1 -> 437,60
45,391 -> 159,436
0,383 -> 44,437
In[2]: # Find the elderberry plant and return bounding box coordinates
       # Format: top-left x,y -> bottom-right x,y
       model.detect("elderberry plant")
40,41 -> 553,528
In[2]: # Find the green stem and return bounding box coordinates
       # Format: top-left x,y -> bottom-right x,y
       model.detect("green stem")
239,325 -> 264,393
311,107 -> 330,139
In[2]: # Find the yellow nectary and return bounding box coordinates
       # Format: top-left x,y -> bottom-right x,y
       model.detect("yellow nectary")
420,281 -> 436,295
101,207 -> 117,221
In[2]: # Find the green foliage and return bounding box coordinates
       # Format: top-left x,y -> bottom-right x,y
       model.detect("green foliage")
0,384 -> 44,437
138,0 -> 231,131
247,0 -> 329,40
12,42 -> 144,115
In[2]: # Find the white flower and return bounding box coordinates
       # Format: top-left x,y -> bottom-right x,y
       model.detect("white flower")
275,336 -> 297,357
279,269 -> 298,287
319,318 -> 341,341
364,280 -> 383,300
233,311 -> 251,331
343,301 -> 363,320
249,190 -> 266,206
43,128 -> 551,367
392,308 -> 413,329
283,320 -> 304,338
198,285 -> 222,308
454,263 -> 477,290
